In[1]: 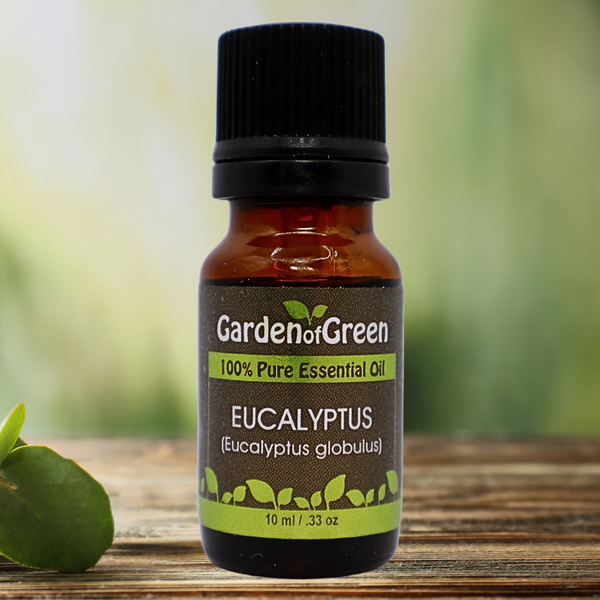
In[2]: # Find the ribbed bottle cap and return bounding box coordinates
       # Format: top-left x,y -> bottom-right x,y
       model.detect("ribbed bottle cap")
212,23 -> 390,200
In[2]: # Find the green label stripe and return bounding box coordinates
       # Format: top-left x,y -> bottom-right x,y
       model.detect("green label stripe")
199,498 -> 401,540
209,352 -> 396,383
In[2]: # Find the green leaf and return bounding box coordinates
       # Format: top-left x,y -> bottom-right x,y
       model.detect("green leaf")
11,438 -> 27,451
205,467 -> 218,496
294,497 -> 310,509
324,474 -> 346,508
0,404 -> 26,467
310,490 -> 322,509
366,488 -> 375,505
378,483 -> 387,503
311,305 -> 328,320
200,478 -> 206,494
283,300 -> 310,321
0,445 -> 114,572
277,487 -> 293,507
246,479 -> 276,508
346,489 -> 366,507
233,485 -> 246,504
221,492 -> 233,504
386,470 -> 399,495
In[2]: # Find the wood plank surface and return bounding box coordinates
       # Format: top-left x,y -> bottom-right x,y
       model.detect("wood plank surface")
1,436 -> 599,598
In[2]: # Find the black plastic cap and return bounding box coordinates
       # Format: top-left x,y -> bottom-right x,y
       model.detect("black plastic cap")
213,23 -> 390,200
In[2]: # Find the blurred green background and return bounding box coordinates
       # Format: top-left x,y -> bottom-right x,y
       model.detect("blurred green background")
0,0 -> 599,437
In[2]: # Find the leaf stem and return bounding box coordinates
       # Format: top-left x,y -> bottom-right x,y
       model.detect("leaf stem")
0,475 -> 18,491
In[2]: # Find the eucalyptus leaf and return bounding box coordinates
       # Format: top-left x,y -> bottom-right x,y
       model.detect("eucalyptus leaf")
11,437 -> 27,451
0,403 -> 25,466
0,445 -> 114,572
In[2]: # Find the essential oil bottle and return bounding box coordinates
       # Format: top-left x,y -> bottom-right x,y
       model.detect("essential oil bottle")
198,23 -> 403,578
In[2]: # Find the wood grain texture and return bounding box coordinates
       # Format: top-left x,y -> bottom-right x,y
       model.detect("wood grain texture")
0,436 -> 599,598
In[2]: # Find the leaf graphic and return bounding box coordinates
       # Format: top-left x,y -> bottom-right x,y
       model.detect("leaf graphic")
233,485 -> 246,504
205,467 -> 219,499
324,474 -> 346,508
311,305 -> 328,320
310,491 -> 322,509
222,492 -> 233,504
378,483 -> 387,503
386,470 -> 399,495
277,487 -> 293,507
0,405 -> 114,573
200,478 -> 206,494
283,300 -> 310,321
366,488 -> 375,505
346,489 -> 366,507
294,497 -> 310,509
246,479 -> 276,508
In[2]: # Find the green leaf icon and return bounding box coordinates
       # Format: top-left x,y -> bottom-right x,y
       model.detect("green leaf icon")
386,470 -> 399,495
378,483 -> 387,503
200,478 -> 206,494
283,300 -> 310,321
205,467 -> 219,500
284,301 -> 329,326
294,497 -> 310,509
366,488 -> 375,505
0,403 -> 25,466
277,487 -> 293,507
233,485 -> 246,504
222,492 -> 233,504
346,489 -> 366,507
0,445 -> 114,572
324,474 -> 346,509
246,479 -> 276,509
310,490 -> 322,509
311,305 -> 328,320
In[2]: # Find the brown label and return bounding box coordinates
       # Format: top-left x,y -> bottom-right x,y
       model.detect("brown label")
198,285 -> 403,540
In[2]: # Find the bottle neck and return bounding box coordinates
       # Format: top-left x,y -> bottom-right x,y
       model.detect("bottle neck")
227,197 -> 375,238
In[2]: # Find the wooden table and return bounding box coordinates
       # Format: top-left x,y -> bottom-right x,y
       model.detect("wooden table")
1,437 -> 599,598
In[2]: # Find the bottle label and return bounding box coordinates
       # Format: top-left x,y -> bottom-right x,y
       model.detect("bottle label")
198,285 -> 403,540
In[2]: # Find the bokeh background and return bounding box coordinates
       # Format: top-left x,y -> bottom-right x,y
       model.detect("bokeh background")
0,0 -> 599,437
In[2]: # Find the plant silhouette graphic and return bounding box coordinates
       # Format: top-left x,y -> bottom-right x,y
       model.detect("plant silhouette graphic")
203,468 -> 398,512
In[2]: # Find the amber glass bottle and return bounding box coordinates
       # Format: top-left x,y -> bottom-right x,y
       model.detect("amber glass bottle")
199,24 -> 403,578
